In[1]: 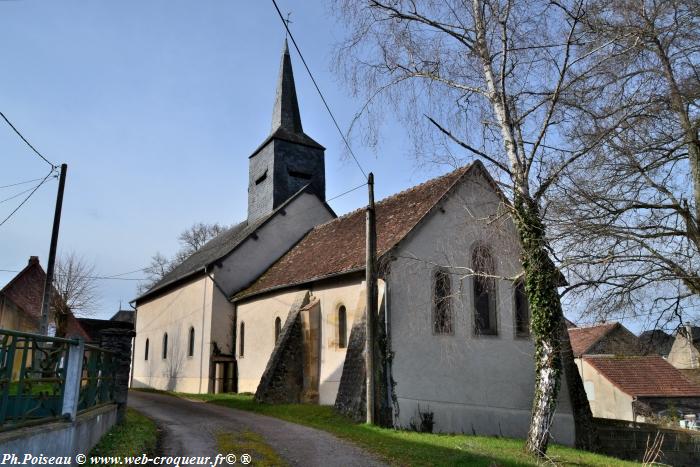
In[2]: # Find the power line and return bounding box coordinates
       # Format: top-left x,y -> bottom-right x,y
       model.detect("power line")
0,185 -> 38,204
270,0 -> 368,180
0,177 -> 45,189
327,182 -> 367,202
0,168 -> 56,227
0,269 -> 148,281
0,111 -> 57,169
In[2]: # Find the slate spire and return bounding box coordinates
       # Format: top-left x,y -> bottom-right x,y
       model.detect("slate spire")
271,39 -> 303,134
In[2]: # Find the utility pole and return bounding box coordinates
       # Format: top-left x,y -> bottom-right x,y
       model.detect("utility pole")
365,172 -> 377,424
40,163 -> 67,336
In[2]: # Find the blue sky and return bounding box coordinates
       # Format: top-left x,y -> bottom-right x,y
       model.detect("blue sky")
0,1 -> 441,319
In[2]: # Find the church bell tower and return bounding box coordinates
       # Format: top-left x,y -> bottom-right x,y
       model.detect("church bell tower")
247,40 -> 326,223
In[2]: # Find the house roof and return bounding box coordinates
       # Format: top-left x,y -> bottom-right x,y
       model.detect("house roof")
0,256 -> 89,339
235,164 -> 475,300
135,185 -> 334,304
110,309 -> 135,323
638,329 -> 675,356
568,322 -> 619,356
584,355 -> 700,398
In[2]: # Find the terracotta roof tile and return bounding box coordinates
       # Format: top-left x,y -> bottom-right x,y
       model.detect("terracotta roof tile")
237,165 -> 473,298
585,355 -> 700,397
568,323 -> 618,356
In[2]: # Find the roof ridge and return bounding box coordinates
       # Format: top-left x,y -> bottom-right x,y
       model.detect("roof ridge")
570,322 -> 618,330
309,165 -> 472,231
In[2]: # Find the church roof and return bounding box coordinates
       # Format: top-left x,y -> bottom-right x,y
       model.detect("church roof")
250,40 -> 323,157
235,164 -> 476,300
135,186 -> 322,304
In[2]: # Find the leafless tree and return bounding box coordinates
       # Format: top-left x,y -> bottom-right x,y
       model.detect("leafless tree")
546,0 -> 699,332
332,0 -> 609,455
139,222 -> 228,293
52,252 -> 100,336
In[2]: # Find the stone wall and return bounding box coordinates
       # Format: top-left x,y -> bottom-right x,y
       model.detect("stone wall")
100,328 -> 135,423
594,417 -> 700,466
0,404 -> 118,464
254,292 -> 309,403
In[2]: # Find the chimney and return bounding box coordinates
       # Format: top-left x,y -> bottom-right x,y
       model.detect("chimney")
28,256 -> 39,266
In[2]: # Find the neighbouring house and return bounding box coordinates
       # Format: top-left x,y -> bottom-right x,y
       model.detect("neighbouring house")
131,40 -> 335,394
78,309 -> 135,344
639,329 -> 675,357
0,256 -> 88,339
578,355 -> 700,422
233,162 -> 577,444
668,324 -> 700,386
568,322 -> 642,358
0,256 -> 89,379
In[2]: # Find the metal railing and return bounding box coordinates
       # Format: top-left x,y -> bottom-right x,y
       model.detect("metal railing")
0,328 -> 116,430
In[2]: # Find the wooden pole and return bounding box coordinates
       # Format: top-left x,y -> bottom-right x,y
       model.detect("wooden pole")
365,172 -> 377,424
40,163 -> 67,336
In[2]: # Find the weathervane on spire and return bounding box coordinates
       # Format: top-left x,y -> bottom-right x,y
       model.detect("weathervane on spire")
284,11 -> 293,36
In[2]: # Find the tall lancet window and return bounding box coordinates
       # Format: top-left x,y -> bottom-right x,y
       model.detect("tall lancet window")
473,245 -> 498,335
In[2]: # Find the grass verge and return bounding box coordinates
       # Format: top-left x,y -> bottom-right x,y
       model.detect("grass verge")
89,408 -> 158,465
135,389 -> 638,466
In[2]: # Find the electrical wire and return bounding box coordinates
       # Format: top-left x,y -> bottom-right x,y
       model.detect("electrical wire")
0,269 -> 148,281
270,0 -> 368,180
0,177 -> 45,189
0,185 -> 38,204
0,111 -> 56,169
0,169 -> 56,227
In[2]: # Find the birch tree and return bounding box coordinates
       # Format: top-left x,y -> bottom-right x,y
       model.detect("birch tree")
547,0 -> 699,331
332,0 -> 605,455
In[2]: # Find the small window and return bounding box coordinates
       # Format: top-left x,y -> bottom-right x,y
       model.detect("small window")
473,246 -> 497,335
255,170 -> 267,185
145,338 -> 149,361
275,317 -> 282,343
188,327 -> 195,357
514,280 -> 530,337
433,269 -> 453,334
239,322 -> 245,357
162,333 -> 168,359
338,306 -> 347,348
288,169 -> 312,180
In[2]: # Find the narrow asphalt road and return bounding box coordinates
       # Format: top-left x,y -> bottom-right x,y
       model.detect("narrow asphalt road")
128,391 -> 387,467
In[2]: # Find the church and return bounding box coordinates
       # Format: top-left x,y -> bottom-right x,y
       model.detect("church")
131,41 -> 577,444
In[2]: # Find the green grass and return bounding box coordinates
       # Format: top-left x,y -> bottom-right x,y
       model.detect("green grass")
140,390 -> 638,466
88,408 -> 158,466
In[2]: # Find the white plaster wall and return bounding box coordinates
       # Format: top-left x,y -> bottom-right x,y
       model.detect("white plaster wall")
236,289 -> 303,393
577,358 -> 635,421
668,334 -> 700,369
235,277 -> 377,403
213,192 -> 335,295
132,276 -> 214,393
388,169 -> 575,445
